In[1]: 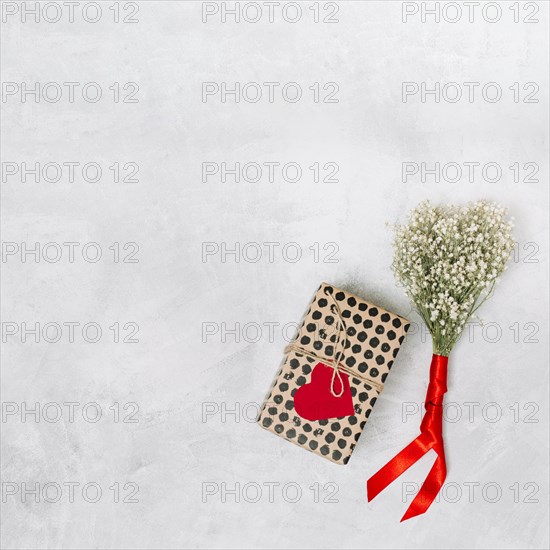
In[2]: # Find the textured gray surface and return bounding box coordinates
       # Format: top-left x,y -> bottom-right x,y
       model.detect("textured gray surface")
1,1 -> 549,549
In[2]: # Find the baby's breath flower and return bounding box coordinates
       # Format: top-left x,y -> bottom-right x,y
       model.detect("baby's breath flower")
392,200 -> 514,356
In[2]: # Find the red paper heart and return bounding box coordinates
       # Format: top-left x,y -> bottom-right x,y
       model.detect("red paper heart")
294,362 -> 355,421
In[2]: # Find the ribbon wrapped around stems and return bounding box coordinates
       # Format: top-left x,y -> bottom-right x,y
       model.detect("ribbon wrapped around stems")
367,354 -> 448,521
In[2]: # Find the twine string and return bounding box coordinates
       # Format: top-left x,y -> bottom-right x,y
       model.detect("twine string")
328,291 -> 347,397
283,288 -> 356,398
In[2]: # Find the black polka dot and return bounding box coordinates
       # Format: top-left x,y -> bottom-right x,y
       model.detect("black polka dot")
387,360 -> 394,370
370,367 -> 379,377
347,297 -> 357,307
358,362 -> 368,373
393,348 -> 400,358
347,327 -> 357,337
375,325 -> 385,334
369,337 -> 380,348
286,428 -> 296,438
375,355 -> 385,366
350,386 -> 357,397
262,418 -> 272,427
300,336 -> 310,345
275,424 -> 284,433
358,303 -> 368,311
337,439 -> 346,449
319,419 -> 329,426
352,344 -> 361,354
404,323 -> 411,332
279,382 -> 289,392
364,350 -> 373,360
331,422 -> 341,431
318,298 -> 328,307
354,432 -> 361,442
346,357 -> 356,367
332,450 -> 342,461
370,397 -> 378,407
306,323 -> 316,333
381,343 -> 390,353
335,292 -> 345,301
290,359 -> 299,368
279,412 -> 289,421
309,440 -> 319,450
296,376 -> 306,386
398,336 -> 405,344
353,314 -> 362,324
342,310 -> 351,318
274,395 -> 283,404
358,331 -> 367,342
285,400 -> 294,410
343,456 -> 350,465
392,318 -> 402,328
363,319 -> 373,329
302,364 -> 312,375
325,433 -> 336,443
303,423 -> 312,432
349,416 -> 358,425
325,316 -> 334,325
320,445 -> 330,455
359,392 -> 368,402
268,407 -> 277,415
381,313 -> 390,322
343,427 -> 352,436
368,307 -> 379,317
325,345 -> 334,356
313,341 -> 323,350
381,373 -> 388,383
298,434 -> 307,444
387,330 -> 396,340
312,311 -> 322,320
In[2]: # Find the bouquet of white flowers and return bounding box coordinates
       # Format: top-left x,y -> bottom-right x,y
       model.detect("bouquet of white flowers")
368,201 -> 514,521
393,200 -> 515,356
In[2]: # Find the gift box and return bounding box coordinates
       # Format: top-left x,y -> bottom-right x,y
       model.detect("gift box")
257,282 -> 410,465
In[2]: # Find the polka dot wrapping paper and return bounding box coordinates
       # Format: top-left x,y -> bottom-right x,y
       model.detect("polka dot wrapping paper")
257,283 -> 411,465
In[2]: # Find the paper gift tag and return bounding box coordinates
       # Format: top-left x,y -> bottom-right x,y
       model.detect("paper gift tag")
294,362 -> 355,421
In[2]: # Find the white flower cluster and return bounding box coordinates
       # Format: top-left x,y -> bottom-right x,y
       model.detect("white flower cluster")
393,200 -> 514,356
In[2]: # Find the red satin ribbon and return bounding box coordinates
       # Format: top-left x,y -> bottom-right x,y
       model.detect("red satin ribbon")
367,354 -> 448,522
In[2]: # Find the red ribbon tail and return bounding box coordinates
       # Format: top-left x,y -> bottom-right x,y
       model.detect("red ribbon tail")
400,449 -> 446,522
367,433 -> 432,502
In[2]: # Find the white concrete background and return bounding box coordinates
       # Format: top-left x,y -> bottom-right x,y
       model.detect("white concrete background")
1,1 -> 549,549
